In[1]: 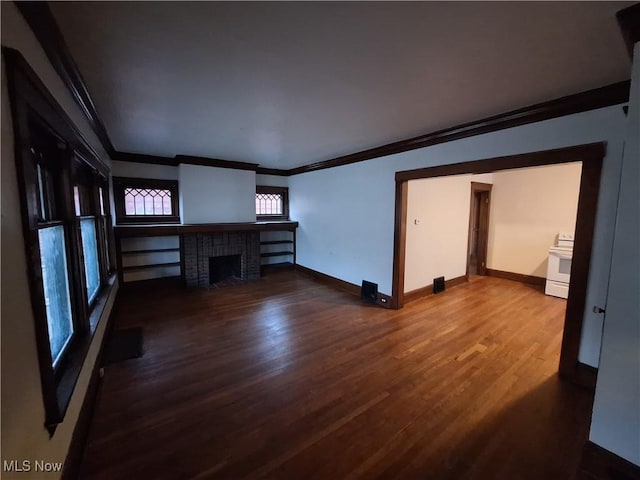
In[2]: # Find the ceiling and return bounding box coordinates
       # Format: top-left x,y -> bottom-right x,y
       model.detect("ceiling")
50,1 -> 633,170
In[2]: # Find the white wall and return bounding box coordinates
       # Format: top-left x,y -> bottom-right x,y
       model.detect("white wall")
589,42 -> 640,466
111,160 -> 179,180
487,162 -> 582,278
1,2 -> 117,477
289,104 -> 626,370
256,173 -> 289,187
179,164 -> 256,223
404,173 -> 492,292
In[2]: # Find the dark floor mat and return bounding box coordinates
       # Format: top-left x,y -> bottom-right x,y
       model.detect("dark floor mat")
102,327 -> 143,366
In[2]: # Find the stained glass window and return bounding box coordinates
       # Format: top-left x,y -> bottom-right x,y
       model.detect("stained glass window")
256,192 -> 284,216
124,187 -> 173,216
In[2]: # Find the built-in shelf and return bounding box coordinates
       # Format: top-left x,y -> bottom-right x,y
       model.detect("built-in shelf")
121,248 -> 181,255
260,240 -> 294,245
260,251 -> 294,258
122,262 -> 181,272
261,261 -> 294,270
115,221 -> 298,238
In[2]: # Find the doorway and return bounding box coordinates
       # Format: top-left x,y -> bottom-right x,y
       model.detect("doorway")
467,182 -> 492,277
391,143 -> 604,386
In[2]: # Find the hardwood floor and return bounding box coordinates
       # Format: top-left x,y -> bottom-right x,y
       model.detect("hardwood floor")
80,270 -> 594,480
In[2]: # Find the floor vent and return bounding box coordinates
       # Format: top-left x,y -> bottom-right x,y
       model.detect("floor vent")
433,276 -> 446,294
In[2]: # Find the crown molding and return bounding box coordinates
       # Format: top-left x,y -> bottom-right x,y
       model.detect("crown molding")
15,1 -> 116,158
16,1 -> 631,177
617,3 -> 640,58
174,155 -> 259,171
288,81 -> 629,176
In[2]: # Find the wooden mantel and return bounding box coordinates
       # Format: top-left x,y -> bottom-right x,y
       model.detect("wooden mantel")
114,221 -> 298,238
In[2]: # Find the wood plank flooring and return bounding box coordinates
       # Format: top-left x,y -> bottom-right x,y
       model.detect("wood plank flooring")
80,270 -> 594,480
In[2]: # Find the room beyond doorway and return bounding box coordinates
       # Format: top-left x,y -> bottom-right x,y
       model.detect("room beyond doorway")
391,143 -> 604,387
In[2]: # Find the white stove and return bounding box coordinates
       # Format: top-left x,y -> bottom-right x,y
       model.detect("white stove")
545,232 -> 574,299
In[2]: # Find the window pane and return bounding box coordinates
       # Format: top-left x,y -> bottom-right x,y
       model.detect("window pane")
123,187 -> 173,216
256,193 -> 283,215
99,187 -> 105,215
38,225 -> 73,366
73,186 -> 81,216
80,218 -> 100,303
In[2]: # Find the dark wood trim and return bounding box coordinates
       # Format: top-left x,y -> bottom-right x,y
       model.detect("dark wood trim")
404,275 -> 468,304
175,155 -> 259,171
122,262 -> 181,272
485,268 -> 546,287
121,248 -> 181,255
61,284 -> 119,480
111,151 -> 177,166
260,251 -> 294,258
558,155 -> 603,381
289,83 -> 628,176
4,45 -> 116,432
466,182 -> 493,277
617,3 -> 640,58
576,441 -> 640,480
15,0 -> 630,178
391,143 -> 605,387
15,1 -> 116,158
391,181 -> 408,309
574,362 -> 598,390
113,150 -> 273,173
112,177 -> 180,225
115,221 -> 299,238
256,167 -> 291,176
1,48 -> 109,177
396,143 -> 605,182
113,82 -> 626,176
295,264 -> 360,296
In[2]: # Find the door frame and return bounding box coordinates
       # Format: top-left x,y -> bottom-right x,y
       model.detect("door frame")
391,143 -> 605,385
466,182 -> 493,278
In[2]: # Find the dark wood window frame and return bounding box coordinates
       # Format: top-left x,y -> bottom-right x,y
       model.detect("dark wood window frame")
256,185 -> 289,221
112,176 -> 180,224
3,47 -> 116,434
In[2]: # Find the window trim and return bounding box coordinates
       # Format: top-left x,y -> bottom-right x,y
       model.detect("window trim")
3,47 -> 116,434
112,176 -> 180,224
256,185 -> 289,221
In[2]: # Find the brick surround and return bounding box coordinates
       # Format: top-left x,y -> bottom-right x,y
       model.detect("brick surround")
183,232 -> 260,287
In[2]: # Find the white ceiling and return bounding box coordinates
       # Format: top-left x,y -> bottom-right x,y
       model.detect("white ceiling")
51,1 -> 633,170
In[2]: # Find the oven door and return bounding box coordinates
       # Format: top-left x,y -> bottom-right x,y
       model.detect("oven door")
547,248 -> 572,284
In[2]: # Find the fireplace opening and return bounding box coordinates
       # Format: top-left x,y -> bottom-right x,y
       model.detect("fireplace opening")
209,255 -> 242,284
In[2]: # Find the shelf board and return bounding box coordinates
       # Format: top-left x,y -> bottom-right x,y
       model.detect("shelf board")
260,251 -> 294,258
260,240 -> 294,245
121,248 -> 180,255
261,261 -> 294,269
122,262 -> 181,272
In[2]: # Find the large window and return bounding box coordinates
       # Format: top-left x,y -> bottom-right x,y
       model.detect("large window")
113,177 -> 180,224
5,47 -> 116,432
256,186 -> 289,220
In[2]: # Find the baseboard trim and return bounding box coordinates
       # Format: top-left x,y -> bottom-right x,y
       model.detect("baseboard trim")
294,264 -> 392,308
404,275 -> 468,304
573,361 -> 599,389
486,268 -> 546,286
576,441 -> 640,480
61,284 -> 120,480
295,264 -> 360,296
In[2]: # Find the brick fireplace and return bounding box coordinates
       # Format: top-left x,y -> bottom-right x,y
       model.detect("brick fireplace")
183,231 -> 260,287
